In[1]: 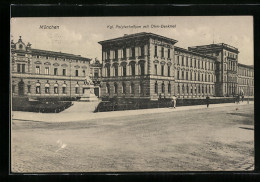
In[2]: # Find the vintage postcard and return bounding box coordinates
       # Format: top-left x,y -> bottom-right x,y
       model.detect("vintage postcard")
10,16 -> 254,173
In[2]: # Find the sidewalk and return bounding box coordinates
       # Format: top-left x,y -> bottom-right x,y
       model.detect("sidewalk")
12,101 -> 253,123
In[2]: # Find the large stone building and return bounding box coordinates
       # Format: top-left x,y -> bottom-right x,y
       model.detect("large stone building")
98,32 -> 254,100
11,36 -> 92,99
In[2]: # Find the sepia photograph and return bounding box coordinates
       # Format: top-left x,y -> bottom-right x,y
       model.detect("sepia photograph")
10,16 -> 254,173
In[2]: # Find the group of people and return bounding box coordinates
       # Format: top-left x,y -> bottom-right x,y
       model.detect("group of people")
234,94 -> 245,104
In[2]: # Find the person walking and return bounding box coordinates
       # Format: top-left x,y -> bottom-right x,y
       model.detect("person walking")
206,95 -> 210,108
172,95 -> 177,108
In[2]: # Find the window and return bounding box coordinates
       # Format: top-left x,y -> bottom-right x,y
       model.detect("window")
114,65 -> 118,77
131,47 -> 135,58
75,70 -> 79,76
62,69 -> 66,76
190,72 -> 193,80
155,81 -> 158,94
107,51 -> 110,59
187,85 -> 189,94
178,85 -> 180,94
198,60 -> 200,69
115,50 -> 118,60
168,82 -> 171,93
177,71 -> 180,80
194,72 -> 196,81
140,62 -> 145,76
194,59 -> 197,68
190,58 -> 193,67
131,83 -> 135,94
155,46 -> 157,56
106,83 -> 110,94
123,48 -> 126,58
202,74 -> 204,81
155,65 -> 158,75
17,63 -> 21,72
168,49 -> 170,58
177,56 -> 180,65
161,65 -> 164,76
141,46 -> 145,57
22,64 -> 25,73
114,83 -> 118,94
45,67 -> 49,75
182,71 -> 184,80
46,56 -> 49,59
54,68 -> 58,75
83,70 -> 86,76
36,86 -> 41,94
123,65 -> 126,76
161,47 -> 164,58
45,85 -> 50,94
186,57 -> 188,67
162,82 -> 165,93
75,87 -> 79,94
107,66 -> 110,77
168,66 -> 170,77
198,86 -> 200,93
208,75 -> 210,82
122,82 -> 126,94
186,72 -> 188,80
182,56 -> 184,66
36,66 -> 40,74
140,83 -> 144,94
27,85 -> 31,93
62,86 -> 66,94
205,74 -> 207,82
54,84 -> 58,94
198,73 -> 200,81
131,63 -> 135,76
202,86 -> 204,94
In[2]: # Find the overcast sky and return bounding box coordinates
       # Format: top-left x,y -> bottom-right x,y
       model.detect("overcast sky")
11,16 -> 253,65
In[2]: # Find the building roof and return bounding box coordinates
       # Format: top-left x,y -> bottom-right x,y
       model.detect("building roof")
238,63 -> 254,69
98,32 -> 178,45
188,43 -> 239,53
175,46 -> 217,60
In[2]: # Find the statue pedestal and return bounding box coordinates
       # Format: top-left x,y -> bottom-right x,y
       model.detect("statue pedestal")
80,84 -> 99,102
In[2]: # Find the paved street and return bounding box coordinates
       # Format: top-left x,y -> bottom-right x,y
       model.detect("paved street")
11,103 -> 254,172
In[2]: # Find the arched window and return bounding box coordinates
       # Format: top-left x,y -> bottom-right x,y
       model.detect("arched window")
45,83 -> 50,94
198,73 -> 200,81
114,64 -> 118,77
178,84 -> 180,94
190,71 -> 193,80
155,81 -> 158,94
122,82 -> 126,94
162,82 -> 165,93
182,85 -> 184,94
202,86 -> 204,94
161,65 -> 164,76
130,62 -> 135,76
114,82 -> 118,94
205,86 -> 207,94
130,82 -> 135,94
186,85 -> 189,94
75,84 -> 79,94
62,83 -> 67,94
140,62 -> 145,76
168,65 -> 170,77
107,66 -> 110,77
106,83 -> 110,94
36,83 -> 41,94
168,82 -> 171,93
54,83 -> 59,94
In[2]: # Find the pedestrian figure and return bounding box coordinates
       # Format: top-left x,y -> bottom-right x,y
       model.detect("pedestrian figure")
236,95 -> 240,104
241,95 -> 244,102
206,95 -> 210,108
172,95 -> 177,108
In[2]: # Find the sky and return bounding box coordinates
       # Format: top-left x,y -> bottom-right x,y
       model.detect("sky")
11,16 -> 253,65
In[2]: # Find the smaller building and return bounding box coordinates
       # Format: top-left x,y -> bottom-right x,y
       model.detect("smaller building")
237,63 -> 254,96
90,58 -> 102,97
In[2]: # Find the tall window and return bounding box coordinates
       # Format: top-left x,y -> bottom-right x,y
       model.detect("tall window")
106,83 -> 110,94
194,72 -> 197,81
198,86 -> 200,93
155,65 -> 158,75
162,82 -> 165,93
182,56 -> 184,66
168,66 -> 170,77
123,48 -> 126,59
131,47 -> 135,58
141,46 -> 145,57
155,81 -> 158,94
198,73 -> 200,81
36,86 -> 41,94
186,57 -> 188,67
186,72 -> 188,80
54,68 -> 58,75
154,45 -> 157,56
123,65 -> 126,76
131,63 -> 135,76
202,74 -> 204,81
168,49 -> 170,58
131,83 -> 135,94
178,85 -> 180,94
83,70 -> 86,76
168,82 -> 171,93
190,58 -> 193,67
115,50 -> 118,60
114,65 -> 118,77
177,71 -> 180,80
161,47 -> 164,58
22,64 -> 25,73
75,70 -> 79,76
36,66 -> 40,74
208,75 -> 210,82
187,85 -> 189,94
54,84 -> 58,94
45,67 -> 49,75
198,60 -> 200,69
75,87 -> 79,94
45,84 -> 50,94
140,62 -> 145,76
17,63 -> 21,72
177,56 -> 180,65
182,71 -> 184,80
62,86 -> 66,94
107,66 -> 110,77
62,69 -> 66,76
161,65 -> 164,76
140,83 -> 144,94
114,83 -> 118,94
190,72 -> 193,80
205,74 -> 207,82
27,85 -> 31,93
194,59 -> 197,68
122,82 -> 126,94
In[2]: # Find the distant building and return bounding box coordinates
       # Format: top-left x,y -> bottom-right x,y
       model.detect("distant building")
90,58 -> 102,97
11,36 -> 92,99
98,32 -> 254,100
237,63 -> 254,96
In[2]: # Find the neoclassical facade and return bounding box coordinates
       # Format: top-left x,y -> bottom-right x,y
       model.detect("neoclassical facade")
98,32 -> 254,99
11,36 -> 92,99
